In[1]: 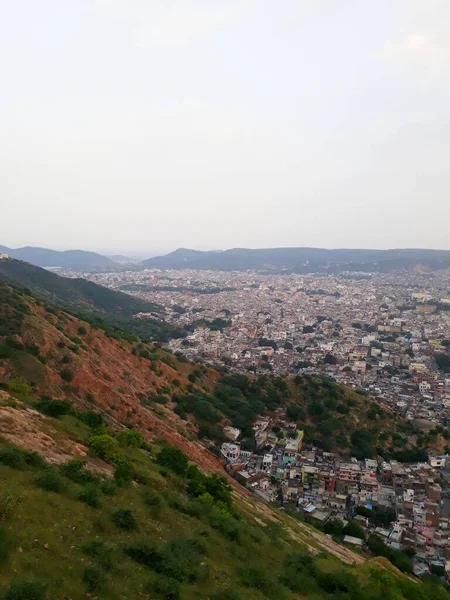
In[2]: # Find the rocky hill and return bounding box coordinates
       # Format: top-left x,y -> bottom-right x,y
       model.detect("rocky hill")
0,283 -> 448,598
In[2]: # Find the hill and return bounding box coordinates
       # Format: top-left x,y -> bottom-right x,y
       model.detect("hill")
0,245 -> 114,270
0,284 -> 448,599
0,258 -> 179,342
142,246 -> 450,273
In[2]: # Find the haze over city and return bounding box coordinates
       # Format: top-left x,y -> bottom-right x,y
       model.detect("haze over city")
2,0 -> 450,254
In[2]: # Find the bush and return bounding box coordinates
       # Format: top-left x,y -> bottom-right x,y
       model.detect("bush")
142,490 -> 163,518
83,564 -> 104,592
3,580 -> 45,600
81,540 -> 115,571
35,469 -> 64,493
8,378 -> 30,396
342,519 -> 365,539
125,537 -> 205,583
147,574 -> 180,600
60,368 -> 74,383
78,485 -> 101,508
114,461 -> 133,486
157,537 -> 206,583
88,435 -> 118,461
124,539 -> 162,568
156,446 -> 189,476
117,428 -> 144,448
111,509 -> 138,530
0,447 -> 27,469
239,566 -> 285,600
211,589 -> 241,600
0,490 -> 22,521
100,480 -> 117,496
0,526 -> 14,566
60,459 -> 98,485
35,398 -> 72,418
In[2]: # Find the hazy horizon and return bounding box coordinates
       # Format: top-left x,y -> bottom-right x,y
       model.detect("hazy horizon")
2,1 -> 450,252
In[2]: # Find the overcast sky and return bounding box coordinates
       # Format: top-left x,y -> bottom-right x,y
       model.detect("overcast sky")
1,0 -> 449,256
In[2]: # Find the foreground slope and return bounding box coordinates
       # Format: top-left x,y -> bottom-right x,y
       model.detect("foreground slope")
2,393 -> 445,600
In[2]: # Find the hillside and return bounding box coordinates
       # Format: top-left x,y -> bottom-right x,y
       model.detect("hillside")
142,247 -> 450,273
2,395 -> 445,600
0,245 -> 114,270
0,284 -> 449,598
0,258 -> 179,342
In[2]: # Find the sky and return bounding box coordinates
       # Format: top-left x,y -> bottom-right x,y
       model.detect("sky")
1,0 -> 450,256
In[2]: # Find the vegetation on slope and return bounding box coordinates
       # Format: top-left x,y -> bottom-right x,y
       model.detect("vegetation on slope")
173,372 -> 436,460
0,260 -> 180,341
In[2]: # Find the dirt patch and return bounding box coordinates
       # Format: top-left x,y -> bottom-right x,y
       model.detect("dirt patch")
0,405 -> 113,476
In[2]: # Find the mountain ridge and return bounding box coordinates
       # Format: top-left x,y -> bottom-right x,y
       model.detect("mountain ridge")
0,245 -> 114,269
141,246 -> 450,273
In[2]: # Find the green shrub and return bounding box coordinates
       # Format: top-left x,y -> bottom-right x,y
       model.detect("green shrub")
117,429 -> 144,448
3,579 -> 45,600
78,485 -> 101,508
100,480 -> 117,496
111,509 -> 138,530
156,446 -> 188,476
82,539 -> 115,571
0,490 -> 22,521
8,378 -> 30,396
239,565 -> 285,600
35,398 -> 72,418
60,368 -> 74,383
76,410 -> 103,429
114,461 -> 133,486
88,435 -> 117,461
211,588 -> 241,600
316,570 -> 360,595
60,459 -> 98,485
125,537 -> 205,583
35,469 -> 64,493
0,526 -> 14,566
124,539 -> 162,568
147,574 -> 180,600
142,490 -> 163,518
83,564 -> 104,592
157,537 -> 206,583
0,447 -> 27,469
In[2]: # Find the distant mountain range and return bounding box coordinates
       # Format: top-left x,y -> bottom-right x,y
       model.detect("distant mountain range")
4,244 -> 450,274
0,258 -> 179,341
142,247 -> 450,273
0,245 -> 116,270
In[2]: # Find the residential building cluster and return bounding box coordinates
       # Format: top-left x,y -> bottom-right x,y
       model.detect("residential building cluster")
221,407 -> 450,576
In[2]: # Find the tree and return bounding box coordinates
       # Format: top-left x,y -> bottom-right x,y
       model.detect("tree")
436,353 -> 450,373
323,354 -> 337,365
342,520 -> 365,539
